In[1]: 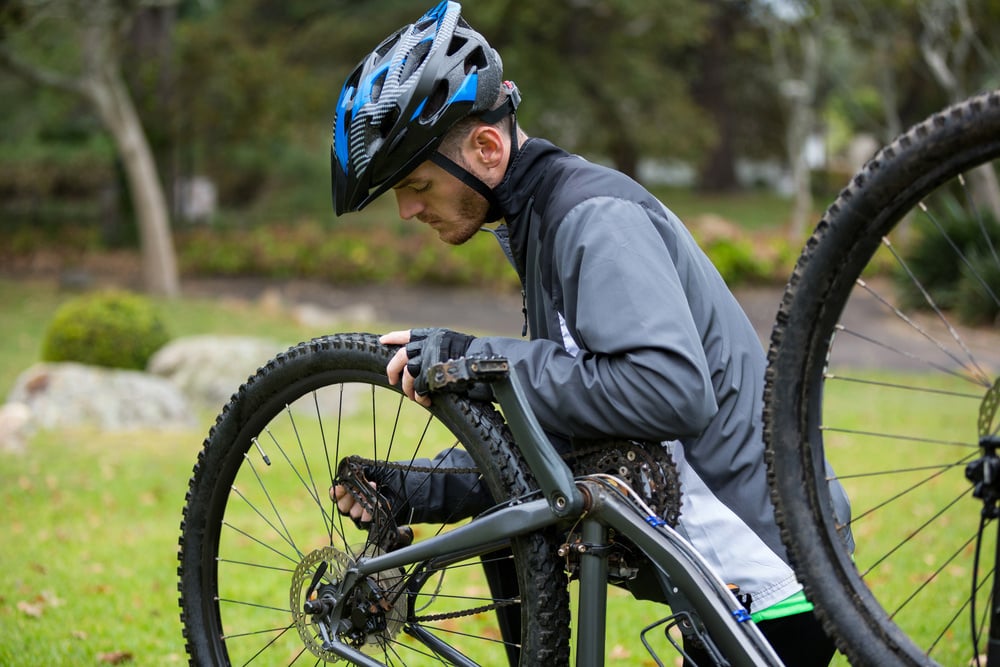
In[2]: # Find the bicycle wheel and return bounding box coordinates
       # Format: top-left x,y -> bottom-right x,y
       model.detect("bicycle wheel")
178,333 -> 571,666
765,90 -> 1000,666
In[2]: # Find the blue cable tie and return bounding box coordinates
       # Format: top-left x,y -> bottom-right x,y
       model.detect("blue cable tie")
645,515 -> 667,527
732,609 -> 751,623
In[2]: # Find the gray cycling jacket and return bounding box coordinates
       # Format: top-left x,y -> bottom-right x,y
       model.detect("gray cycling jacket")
404,138 -> 852,612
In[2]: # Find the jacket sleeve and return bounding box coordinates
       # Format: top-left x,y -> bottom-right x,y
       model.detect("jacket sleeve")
467,196 -> 718,441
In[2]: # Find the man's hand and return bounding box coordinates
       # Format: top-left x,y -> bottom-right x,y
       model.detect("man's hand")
380,328 -> 476,406
381,330 -> 422,403
331,482 -> 375,523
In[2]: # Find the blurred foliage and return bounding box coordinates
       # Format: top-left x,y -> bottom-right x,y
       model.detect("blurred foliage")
176,217 -> 521,290
896,196 -> 1000,326
41,290 -> 172,369
2,0 -> 1000,285
173,210 -> 794,288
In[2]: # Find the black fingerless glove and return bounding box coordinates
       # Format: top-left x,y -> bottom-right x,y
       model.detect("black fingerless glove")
404,328 -> 477,396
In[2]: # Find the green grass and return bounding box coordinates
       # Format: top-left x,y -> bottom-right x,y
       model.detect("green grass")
0,428 -> 201,666
819,369 -> 991,667
1,277 -> 992,665
649,185 -> 815,232
0,279 -> 386,666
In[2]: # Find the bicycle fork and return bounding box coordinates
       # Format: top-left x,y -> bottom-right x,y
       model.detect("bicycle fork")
965,378 -> 1000,667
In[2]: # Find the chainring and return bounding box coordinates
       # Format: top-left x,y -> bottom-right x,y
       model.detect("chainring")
565,439 -> 682,526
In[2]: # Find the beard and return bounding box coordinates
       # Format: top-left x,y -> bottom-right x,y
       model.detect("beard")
430,185 -> 490,245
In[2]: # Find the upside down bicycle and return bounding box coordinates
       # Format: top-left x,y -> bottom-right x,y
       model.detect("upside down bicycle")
178,89 -> 1000,666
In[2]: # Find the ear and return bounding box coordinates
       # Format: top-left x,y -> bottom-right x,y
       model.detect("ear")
467,124 -> 506,173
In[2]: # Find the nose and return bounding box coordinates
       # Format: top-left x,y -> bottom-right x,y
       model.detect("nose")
395,190 -> 423,220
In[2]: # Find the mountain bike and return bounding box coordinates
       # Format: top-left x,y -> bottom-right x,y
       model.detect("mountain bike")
177,88 -> 1000,666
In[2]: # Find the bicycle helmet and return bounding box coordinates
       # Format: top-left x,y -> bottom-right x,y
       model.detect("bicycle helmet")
331,1 -> 511,215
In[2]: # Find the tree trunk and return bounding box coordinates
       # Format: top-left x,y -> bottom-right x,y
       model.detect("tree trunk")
786,98 -> 814,241
84,66 -> 180,297
782,29 -> 819,241
693,1 -> 740,192
970,165 -> 1000,225
0,2 -> 181,298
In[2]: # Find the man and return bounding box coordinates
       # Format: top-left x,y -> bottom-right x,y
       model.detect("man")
330,2 -> 850,664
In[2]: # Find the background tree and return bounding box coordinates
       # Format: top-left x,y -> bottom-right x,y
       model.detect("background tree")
691,0 -> 780,192
917,0 -> 1000,219
0,0 -> 180,297
478,0 -> 716,179
3,0 -> 999,289
762,0 -> 831,240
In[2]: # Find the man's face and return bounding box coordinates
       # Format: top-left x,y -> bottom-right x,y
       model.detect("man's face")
392,158 -> 489,245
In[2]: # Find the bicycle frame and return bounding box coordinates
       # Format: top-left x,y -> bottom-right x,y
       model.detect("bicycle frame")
323,358 -> 784,666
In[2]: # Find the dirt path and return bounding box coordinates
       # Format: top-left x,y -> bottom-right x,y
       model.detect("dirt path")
10,256 -> 993,372
182,276 -> 999,374
183,276 -> 784,342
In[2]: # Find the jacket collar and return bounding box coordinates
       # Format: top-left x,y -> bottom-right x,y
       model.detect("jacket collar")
493,137 -> 567,221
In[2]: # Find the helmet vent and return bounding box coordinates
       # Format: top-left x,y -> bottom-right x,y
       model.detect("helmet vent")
375,30 -> 402,58
400,39 -> 431,82
420,81 -> 449,122
378,106 -> 400,139
446,36 -> 467,56
343,69 -> 362,97
370,69 -> 387,102
464,46 -> 487,74
414,16 -> 436,32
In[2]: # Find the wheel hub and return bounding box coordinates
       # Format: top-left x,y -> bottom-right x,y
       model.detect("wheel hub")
968,378 -> 1000,516
290,545 -> 404,662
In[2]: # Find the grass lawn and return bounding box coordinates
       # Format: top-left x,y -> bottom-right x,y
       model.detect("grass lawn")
649,185 -> 808,232
1,276 -> 987,665
1,427 -> 201,665
0,279 -> 378,665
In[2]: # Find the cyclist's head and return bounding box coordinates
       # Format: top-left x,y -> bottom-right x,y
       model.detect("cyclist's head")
331,1 -> 516,215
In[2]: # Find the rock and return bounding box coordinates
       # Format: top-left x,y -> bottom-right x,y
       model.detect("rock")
7,363 -> 197,432
0,401 -> 33,453
148,335 -> 284,409
149,335 -> 372,419
290,302 -> 376,329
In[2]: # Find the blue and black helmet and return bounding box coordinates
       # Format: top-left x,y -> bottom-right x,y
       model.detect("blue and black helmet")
331,1 -> 506,215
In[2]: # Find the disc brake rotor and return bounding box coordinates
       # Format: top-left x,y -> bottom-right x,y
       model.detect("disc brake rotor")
980,377 -> 1000,440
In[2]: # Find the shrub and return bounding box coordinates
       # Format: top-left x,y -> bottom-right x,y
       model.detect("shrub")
957,250 -> 1000,326
896,197 -> 1000,325
703,236 -> 772,287
41,290 -> 171,370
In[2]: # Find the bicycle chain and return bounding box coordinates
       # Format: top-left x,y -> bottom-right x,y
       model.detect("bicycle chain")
336,441 -> 681,624
411,598 -> 520,624
338,439 -> 681,528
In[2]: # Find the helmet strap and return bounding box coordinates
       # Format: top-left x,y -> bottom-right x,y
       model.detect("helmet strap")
429,151 -> 505,223
427,82 -> 522,224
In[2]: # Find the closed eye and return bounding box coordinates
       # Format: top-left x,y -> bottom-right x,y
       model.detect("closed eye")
393,179 -> 429,193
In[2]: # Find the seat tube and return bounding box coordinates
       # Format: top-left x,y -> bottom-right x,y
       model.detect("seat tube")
576,518 -> 608,667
